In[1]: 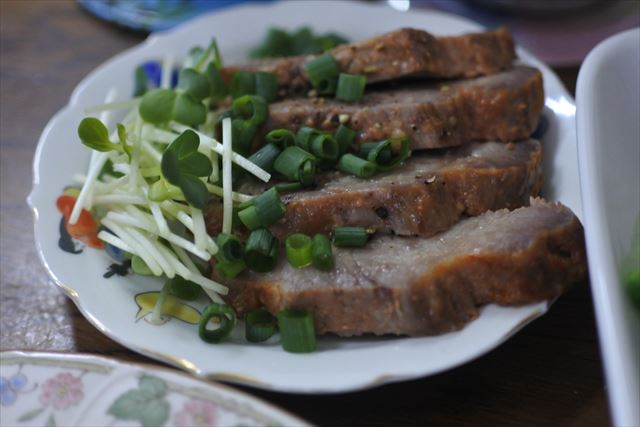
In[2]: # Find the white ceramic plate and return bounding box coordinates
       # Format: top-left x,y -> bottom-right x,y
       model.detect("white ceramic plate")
0,351 -> 308,426
576,28 -> 640,427
28,1 -> 581,393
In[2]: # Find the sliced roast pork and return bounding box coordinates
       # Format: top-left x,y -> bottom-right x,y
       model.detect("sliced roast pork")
265,66 -> 544,150
206,139 -> 543,239
225,27 -> 516,95
225,200 -> 587,336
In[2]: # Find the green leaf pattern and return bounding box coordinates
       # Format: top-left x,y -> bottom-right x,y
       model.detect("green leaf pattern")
17,407 -> 45,422
107,375 -> 170,427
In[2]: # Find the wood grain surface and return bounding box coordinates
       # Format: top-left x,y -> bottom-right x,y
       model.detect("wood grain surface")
0,1 -> 611,426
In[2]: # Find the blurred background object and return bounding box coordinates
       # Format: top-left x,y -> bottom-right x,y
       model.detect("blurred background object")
78,0 -> 274,32
409,0 -> 640,66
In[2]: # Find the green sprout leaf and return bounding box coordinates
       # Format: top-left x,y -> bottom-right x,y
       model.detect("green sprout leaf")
186,46 -> 206,69
178,174 -> 210,209
78,117 -> 111,149
172,92 -> 207,127
161,130 -> 212,209
116,123 -> 127,144
133,65 -> 148,97
116,123 -> 133,161
78,118 -> 129,159
139,89 -> 176,124
139,88 -> 206,127
177,68 -> 211,101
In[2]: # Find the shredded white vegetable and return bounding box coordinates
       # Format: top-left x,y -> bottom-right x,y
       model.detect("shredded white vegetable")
92,194 -> 148,205
101,219 -> 163,276
128,117 -> 142,191
97,231 -> 135,254
161,55 -> 174,89
221,117 -> 233,234
73,69 -> 263,309
191,206 -> 207,252
84,98 -> 140,115
205,183 -> 253,203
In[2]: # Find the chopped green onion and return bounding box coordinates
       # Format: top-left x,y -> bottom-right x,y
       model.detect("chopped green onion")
237,205 -> 261,230
299,159 -> 316,186
317,77 -> 337,95
360,137 -> 410,171
334,124 -> 356,155
311,234 -> 334,271
337,153 -> 376,178
305,52 -> 339,88
277,309 -> 316,353
244,228 -> 279,272
230,71 -> 256,98
333,226 -> 369,247
286,233 -> 313,268
253,187 -> 286,224
274,146 -> 316,185
238,187 -> 285,230
206,62 -> 226,100
199,303 -> 236,343
167,276 -> 201,301
250,28 -> 292,59
247,143 -> 282,174
266,129 -> 296,148
216,233 -> 244,263
250,27 -> 348,59
378,137 -> 410,171
336,73 -> 366,103
231,118 -> 257,156
254,71 -> 279,103
360,140 -> 392,165
245,308 -> 277,343
232,95 -> 268,127
177,68 -> 211,101
215,260 -> 246,280
310,133 -> 339,160
275,182 -> 303,193
131,255 -> 153,275
296,127 -> 321,151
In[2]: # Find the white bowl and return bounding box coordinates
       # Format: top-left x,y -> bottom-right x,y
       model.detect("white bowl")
576,28 -> 640,426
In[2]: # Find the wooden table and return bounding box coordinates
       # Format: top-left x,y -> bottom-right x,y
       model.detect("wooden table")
0,1 -> 611,426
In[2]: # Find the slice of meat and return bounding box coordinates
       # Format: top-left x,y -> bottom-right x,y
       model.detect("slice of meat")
225,27 -> 516,95
206,140 -> 543,239
265,66 -> 544,150
224,200 -> 587,337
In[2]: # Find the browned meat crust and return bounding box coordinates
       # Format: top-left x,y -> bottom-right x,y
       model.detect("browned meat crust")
224,200 -> 587,337
223,27 -> 516,96
264,66 -> 544,150
205,140 -> 543,239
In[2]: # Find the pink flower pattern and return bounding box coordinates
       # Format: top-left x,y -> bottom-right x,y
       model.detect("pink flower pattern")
39,372 -> 83,410
174,399 -> 217,426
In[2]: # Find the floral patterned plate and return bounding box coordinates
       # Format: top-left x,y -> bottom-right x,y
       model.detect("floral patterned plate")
28,1 -> 581,393
0,351 -> 309,427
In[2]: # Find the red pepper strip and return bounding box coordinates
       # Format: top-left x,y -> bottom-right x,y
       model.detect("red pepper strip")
56,195 -> 104,249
